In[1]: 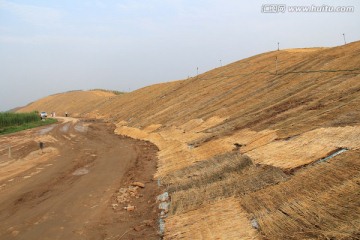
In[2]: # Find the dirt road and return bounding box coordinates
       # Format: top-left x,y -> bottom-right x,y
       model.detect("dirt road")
0,118 -> 160,240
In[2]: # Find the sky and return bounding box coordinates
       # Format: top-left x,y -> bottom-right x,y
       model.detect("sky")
0,0 -> 359,111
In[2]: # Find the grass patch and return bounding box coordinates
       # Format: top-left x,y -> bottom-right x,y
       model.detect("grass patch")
0,118 -> 57,135
0,112 -> 40,127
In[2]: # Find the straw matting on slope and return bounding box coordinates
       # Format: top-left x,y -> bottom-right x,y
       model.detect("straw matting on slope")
115,117 -> 231,178
165,147 -> 360,239
181,116 -> 227,133
115,122 -> 360,179
246,125 -> 360,170
143,124 -> 162,133
116,123 -> 277,178
86,42 -> 360,139
164,197 -> 259,240
239,150 -> 360,239
162,152 -> 252,189
115,123 -> 277,178
170,164 -> 288,215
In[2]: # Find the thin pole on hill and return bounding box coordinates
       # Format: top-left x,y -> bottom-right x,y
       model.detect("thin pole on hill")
219,59 -> 222,67
277,42 -> 280,51
197,67 -> 199,78
343,33 -> 347,45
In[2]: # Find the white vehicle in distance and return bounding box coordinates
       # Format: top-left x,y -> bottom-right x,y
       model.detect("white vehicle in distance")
40,112 -> 48,118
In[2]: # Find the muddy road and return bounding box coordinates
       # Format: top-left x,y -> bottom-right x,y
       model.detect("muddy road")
0,118 -> 160,240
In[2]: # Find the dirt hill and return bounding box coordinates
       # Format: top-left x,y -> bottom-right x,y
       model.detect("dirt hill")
18,41 -> 360,239
17,90 -> 117,117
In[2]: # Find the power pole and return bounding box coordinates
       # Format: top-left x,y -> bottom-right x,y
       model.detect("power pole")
277,42 -> 280,51
343,33 -> 346,45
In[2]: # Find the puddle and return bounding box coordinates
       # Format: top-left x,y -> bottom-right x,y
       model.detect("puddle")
38,126 -> 55,135
74,124 -> 88,133
61,123 -> 71,133
72,168 -> 89,176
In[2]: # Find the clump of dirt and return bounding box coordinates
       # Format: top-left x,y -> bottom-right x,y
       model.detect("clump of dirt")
113,185 -> 143,207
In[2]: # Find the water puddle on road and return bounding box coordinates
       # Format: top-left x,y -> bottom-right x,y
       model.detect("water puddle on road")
74,124 -> 88,133
38,126 -> 55,135
61,123 -> 71,133
72,168 -> 89,176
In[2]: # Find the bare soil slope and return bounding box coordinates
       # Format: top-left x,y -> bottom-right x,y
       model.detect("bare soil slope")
18,90 -> 117,118
16,41 -> 360,239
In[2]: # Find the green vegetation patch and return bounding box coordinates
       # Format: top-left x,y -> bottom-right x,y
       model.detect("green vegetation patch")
0,112 -> 57,135
0,112 -> 40,127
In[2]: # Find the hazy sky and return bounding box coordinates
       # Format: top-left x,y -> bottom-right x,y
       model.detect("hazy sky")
1,0 -> 359,111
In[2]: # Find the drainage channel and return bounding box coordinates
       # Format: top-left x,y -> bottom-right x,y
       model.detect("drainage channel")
316,148 -> 348,164
289,148 -> 349,174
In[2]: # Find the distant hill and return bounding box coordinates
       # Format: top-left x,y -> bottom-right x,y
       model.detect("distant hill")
17,89 -> 119,117
6,106 -> 24,112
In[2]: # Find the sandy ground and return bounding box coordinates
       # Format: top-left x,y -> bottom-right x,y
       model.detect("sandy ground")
0,118 -> 160,240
